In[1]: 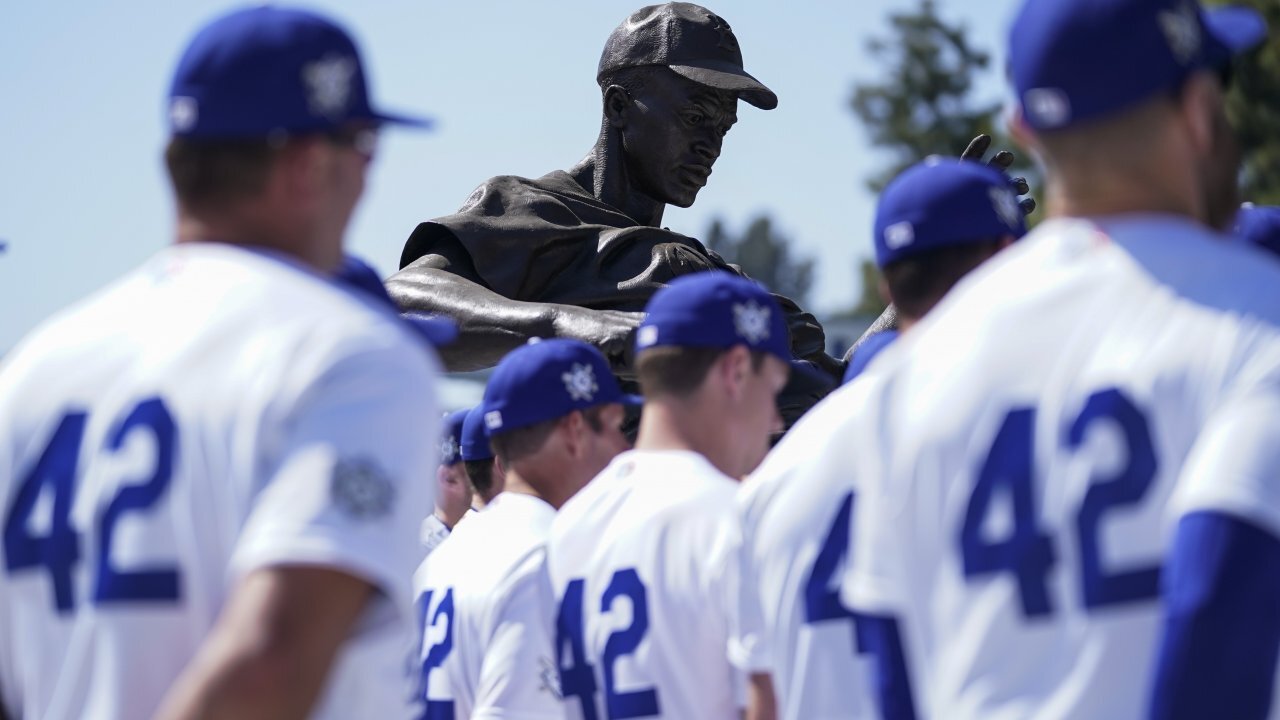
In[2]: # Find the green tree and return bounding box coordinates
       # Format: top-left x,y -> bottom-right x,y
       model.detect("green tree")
1205,0 -> 1280,204
706,215 -> 814,306
850,0 -> 1004,193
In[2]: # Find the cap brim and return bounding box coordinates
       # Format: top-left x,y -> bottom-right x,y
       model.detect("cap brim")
367,107 -> 436,130
1203,6 -> 1267,64
668,60 -> 778,110
404,313 -> 458,346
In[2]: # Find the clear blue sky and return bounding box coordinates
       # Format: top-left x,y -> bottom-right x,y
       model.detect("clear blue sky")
0,0 -> 1021,353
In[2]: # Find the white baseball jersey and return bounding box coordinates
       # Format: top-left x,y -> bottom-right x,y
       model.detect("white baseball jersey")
411,491 -> 562,719
0,243 -> 440,720
546,449 -> 744,720
828,216 -> 1280,719
734,392 -> 879,720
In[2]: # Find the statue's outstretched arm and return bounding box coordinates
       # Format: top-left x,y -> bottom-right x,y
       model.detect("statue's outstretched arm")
387,254 -> 643,374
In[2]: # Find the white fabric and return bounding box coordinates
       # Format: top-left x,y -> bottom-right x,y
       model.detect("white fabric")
826,216 -> 1280,719
546,449 -> 745,720
735,392 -> 879,719
411,491 -> 563,719
0,244 -> 440,720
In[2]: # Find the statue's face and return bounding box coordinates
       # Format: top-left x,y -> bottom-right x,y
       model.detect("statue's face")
621,70 -> 738,208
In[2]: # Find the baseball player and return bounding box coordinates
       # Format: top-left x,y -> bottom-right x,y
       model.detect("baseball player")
0,7 -> 443,719
841,158 -> 1027,385
419,409 -> 471,554
772,0 -> 1277,716
734,158 -> 1026,720
546,271 -> 829,719
412,338 -> 633,718
460,403 -> 506,510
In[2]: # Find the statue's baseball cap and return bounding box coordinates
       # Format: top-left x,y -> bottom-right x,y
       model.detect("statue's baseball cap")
168,5 -> 433,139
1010,0 -> 1265,131
598,2 -> 778,110
460,406 -> 494,462
481,339 -> 642,436
637,271 -> 832,390
874,158 -> 1028,268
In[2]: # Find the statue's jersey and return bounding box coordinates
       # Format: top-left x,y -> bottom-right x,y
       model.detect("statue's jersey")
0,244 -> 440,720
546,450 -> 744,720
827,216 -> 1280,718
399,170 -> 841,419
411,492 -> 562,719
734,394 -> 879,720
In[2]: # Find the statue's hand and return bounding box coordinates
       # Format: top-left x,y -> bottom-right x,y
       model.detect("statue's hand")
551,305 -> 646,376
960,134 -> 1037,216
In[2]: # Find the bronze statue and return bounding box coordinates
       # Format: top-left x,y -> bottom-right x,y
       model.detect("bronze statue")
389,2 -> 840,426
387,3 -> 1032,427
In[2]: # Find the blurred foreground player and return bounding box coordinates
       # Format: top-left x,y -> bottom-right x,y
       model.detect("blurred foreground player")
842,158 -> 1027,384
547,272 -> 827,719
734,159 -> 1025,720
812,0 -> 1280,716
413,339 -> 632,717
0,7 -> 441,720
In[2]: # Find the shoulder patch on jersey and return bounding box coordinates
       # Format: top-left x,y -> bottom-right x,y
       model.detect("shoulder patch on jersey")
331,457 -> 396,520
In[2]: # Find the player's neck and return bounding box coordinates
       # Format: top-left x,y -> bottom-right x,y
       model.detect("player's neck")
1043,162 -> 1201,224
634,400 -> 739,479
501,472 -> 563,509
174,207 -> 342,273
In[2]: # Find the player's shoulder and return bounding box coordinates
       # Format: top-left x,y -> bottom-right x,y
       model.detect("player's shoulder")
1099,214 -> 1280,326
741,379 -> 883,525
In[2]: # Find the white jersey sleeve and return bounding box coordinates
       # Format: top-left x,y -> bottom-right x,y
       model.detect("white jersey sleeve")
473,549 -> 563,719
1173,367 -> 1280,535
232,341 -> 439,627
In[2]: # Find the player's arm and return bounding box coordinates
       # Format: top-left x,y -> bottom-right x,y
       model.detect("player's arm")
153,566 -> 372,720
387,254 -> 642,375
1149,512 -> 1280,719
744,673 -> 777,720
1150,383 -> 1280,718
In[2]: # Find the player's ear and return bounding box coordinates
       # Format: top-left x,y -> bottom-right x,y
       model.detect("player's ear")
603,85 -> 633,129
1176,72 -> 1219,160
720,345 -> 752,400
560,411 -> 587,459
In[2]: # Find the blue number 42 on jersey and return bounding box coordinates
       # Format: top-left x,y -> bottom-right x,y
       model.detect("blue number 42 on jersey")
4,397 -> 182,612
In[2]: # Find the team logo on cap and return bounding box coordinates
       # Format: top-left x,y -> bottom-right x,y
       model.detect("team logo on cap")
441,435 -> 459,464
704,10 -> 740,54
485,410 -> 504,430
733,301 -> 771,344
1159,2 -> 1202,64
1025,88 -> 1071,128
989,187 -> 1022,230
303,55 -> 355,119
562,363 -> 599,402
169,96 -> 198,132
884,221 -> 915,250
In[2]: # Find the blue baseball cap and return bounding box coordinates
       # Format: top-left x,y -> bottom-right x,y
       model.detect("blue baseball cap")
636,271 -> 831,389
168,6 -> 432,139
481,339 -> 642,435
1011,0 -> 1265,131
460,406 -> 494,462
333,255 -> 457,347
874,158 -> 1027,268
439,409 -> 468,466
1235,203 -> 1280,257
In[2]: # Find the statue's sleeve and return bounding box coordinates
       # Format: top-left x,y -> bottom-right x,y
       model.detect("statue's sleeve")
398,222 -> 488,286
